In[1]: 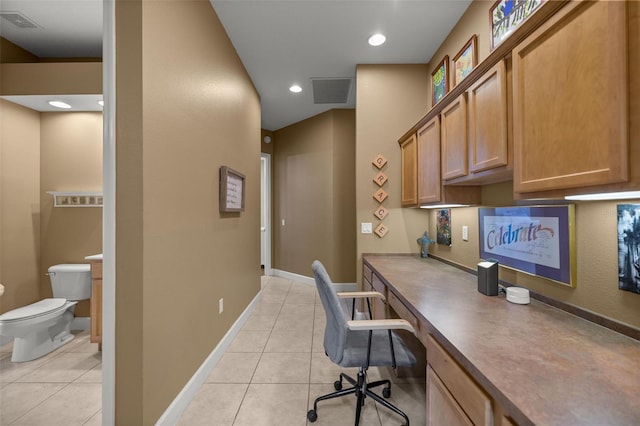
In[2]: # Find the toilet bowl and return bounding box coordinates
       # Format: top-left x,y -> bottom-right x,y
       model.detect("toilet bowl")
0,264 -> 91,362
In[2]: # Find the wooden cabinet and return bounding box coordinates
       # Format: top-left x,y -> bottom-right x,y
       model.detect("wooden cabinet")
426,334 -> 493,426
513,1 -> 629,194
400,134 -> 418,207
441,94 -> 468,180
417,117 -> 441,204
427,366 -> 473,426
89,260 -> 102,350
468,60 -> 509,175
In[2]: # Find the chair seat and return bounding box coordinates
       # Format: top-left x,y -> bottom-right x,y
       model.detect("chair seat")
340,328 -> 415,368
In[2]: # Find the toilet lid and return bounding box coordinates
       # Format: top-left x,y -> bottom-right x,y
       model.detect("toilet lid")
0,298 -> 68,322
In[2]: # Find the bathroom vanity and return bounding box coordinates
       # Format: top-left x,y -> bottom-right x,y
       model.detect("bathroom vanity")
85,254 -> 102,350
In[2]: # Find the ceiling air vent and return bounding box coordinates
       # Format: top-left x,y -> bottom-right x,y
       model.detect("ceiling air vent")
1,12 -> 38,29
311,78 -> 352,104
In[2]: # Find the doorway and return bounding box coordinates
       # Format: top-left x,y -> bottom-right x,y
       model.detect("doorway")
261,153 -> 272,275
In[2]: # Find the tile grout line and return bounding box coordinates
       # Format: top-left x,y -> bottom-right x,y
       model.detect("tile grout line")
231,276 -> 290,426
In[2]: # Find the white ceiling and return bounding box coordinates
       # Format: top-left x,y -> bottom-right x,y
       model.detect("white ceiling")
0,0 -> 472,129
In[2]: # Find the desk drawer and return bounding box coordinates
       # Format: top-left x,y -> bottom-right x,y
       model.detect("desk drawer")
387,290 -> 419,331
426,335 -> 492,426
363,264 -> 373,283
371,274 -> 387,297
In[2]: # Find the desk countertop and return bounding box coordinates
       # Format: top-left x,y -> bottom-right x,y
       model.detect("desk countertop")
363,254 -> 640,426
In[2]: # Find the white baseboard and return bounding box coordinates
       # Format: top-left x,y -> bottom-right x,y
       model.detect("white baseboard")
71,317 -> 90,331
155,290 -> 262,426
271,269 -> 315,286
271,269 -> 356,292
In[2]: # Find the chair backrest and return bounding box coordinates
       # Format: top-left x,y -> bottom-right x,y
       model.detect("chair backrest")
312,260 -> 347,364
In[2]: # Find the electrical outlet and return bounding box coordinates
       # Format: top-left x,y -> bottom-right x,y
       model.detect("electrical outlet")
219,298 -> 224,314
462,226 -> 469,241
361,222 -> 373,234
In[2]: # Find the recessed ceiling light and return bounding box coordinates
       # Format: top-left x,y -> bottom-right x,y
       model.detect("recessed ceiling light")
289,85 -> 302,93
98,100 -> 104,106
48,101 -> 72,109
368,33 -> 386,47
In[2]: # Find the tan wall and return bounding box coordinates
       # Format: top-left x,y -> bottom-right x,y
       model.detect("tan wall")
332,110 -> 356,281
0,62 -> 102,96
0,37 -> 39,63
355,64 -> 432,285
115,0 -> 261,423
0,100 -> 40,314
261,129 -> 274,155
273,109 -> 356,281
39,112 -> 103,317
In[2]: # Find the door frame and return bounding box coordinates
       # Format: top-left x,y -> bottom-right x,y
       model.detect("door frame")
261,153 -> 272,276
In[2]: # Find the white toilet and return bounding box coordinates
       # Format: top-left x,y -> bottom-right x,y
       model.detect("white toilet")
0,264 -> 92,362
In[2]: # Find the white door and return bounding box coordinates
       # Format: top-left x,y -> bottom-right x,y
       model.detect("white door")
260,154 -> 271,274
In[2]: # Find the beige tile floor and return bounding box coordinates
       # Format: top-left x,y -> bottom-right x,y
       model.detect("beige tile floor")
0,329 -> 102,425
0,276 -> 425,425
178,275 -> 426,426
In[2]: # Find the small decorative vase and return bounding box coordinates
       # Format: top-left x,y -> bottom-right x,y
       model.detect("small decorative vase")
417,231 -> 435,258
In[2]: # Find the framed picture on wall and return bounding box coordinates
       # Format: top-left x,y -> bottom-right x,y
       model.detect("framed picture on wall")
618,204 -> 640,294
452,35 -> 478,87
490,0 -> 545,50
219,166 -> 245,213
478,205 -> 576,286
431,55 -> 449,105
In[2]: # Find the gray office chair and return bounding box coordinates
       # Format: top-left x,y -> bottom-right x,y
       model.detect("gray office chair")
308,260 -> 417,426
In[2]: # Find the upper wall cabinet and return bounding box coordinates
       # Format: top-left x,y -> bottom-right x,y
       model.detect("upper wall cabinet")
417,117 -> 442,204
512,1 -> 629,194
400,133 -> 418,207
468,60 -> 509,175
416,115 -> 481,206
442,59 -> 511,186
441,94 -> 468,181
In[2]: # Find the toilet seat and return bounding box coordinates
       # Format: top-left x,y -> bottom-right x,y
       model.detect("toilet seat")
0,298 -> 68,323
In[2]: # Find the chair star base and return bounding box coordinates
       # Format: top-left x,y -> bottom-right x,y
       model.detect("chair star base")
307,367 -> 410,426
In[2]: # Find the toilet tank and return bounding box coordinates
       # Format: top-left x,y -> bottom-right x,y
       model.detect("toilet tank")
48,264 -> 92,301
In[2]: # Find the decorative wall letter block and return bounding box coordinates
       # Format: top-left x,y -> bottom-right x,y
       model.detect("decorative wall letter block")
374,223 -> 389,238
373,172 -> 388,187
374,205 -> 389,220
373,188 -> 388,203
372,154 -> 388,169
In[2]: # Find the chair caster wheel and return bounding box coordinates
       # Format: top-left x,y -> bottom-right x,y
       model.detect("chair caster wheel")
307,409 -> 318,422
334,380 -> 342,391
383,387 -> 391,398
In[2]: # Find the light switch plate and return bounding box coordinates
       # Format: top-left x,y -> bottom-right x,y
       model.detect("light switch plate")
361,222 -> 373,234
462,225 -> 469,241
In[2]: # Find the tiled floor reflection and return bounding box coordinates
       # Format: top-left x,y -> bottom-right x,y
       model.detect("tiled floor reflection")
178,276 -> 426,426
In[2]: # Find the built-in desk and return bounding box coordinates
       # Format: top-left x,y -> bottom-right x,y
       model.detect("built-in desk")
363,254 -> 640,426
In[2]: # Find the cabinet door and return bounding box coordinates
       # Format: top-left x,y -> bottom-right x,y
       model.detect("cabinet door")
427,366 -> 473,426
417,117 -> 441,204
468,60 -> 508,173
441,94 -> 468,180
400,134 -> 418,207
513,1 -> 628,193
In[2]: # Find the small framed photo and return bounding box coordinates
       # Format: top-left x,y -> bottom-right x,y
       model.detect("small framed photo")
452,35 -> 478,87
219,166 -> 245,213
431,55 -> 449,105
